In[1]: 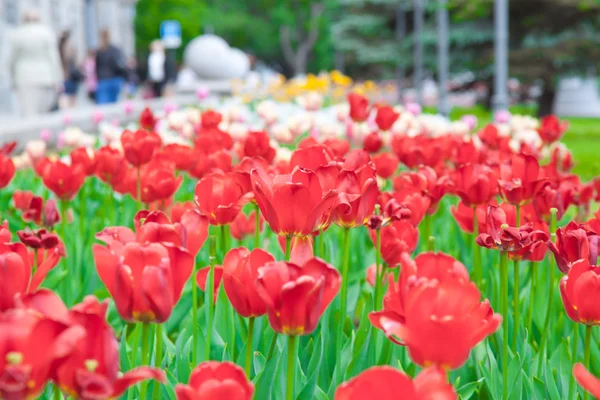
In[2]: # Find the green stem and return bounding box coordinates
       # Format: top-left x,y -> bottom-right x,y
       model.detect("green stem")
336,228 -> 351,382
139,323 -> 151,399
206,236 -> 217,361
313,233 -> 319,258
500,251 -> 509,400
512,259 -> 520,349
584,325 -> 593,400
254,204 -> 261,249
152,324 -> 163,400
79,183 -> 86,239
60,200 -> 68,298
53,385 -> 62,400
373,229 -> 382,310
266,331 -> 278,361
515,204 -> 521,227
427,236 -> 435,252
473,206 -> 482,287
526,261 -> 537,334
423,213 -> 431,249
245,317 -> 255,377
568,324 -> 579,400
536,254 -> 556,374
285,235 -> 292,261
192,263 -> 198,365
286,335 -> 297,400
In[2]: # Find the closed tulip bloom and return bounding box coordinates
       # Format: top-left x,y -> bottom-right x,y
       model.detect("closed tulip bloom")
94,146 -> 128,184
335,366 -> 456,400
230,211 -> 263,241
242,131 -> 276,163
140,160 -> 183,203
370,252 -> 469,344
451,201 -> 488,234
378,274 -> 501,369
347,92 -> 370,122
41,159 -> 86,200
175,361 -> 254,400
375,105 -> 400,131
0,241 -> 61,311
196,265 -> 223,304
93,241 -> 193,323
139,107 -> 157,130
372,153 -> 399,179
0,153 -> 15,188
289,144 -> 334,172
54,294 -> 166,399
363,132 -> 383,153
451,163 -> 497,207
70,147 -> 96,176
394,166 -> 451,215
159,143 -> 196,172
223,247 -> 274,317
372,220 -> 419,266
120,129 -> 162,167
256,258 -> 341,335
498,153 -> 548,206
195,172 -> 253,226
560,259 -> 600,325
0,307 -> 84,399
549,221 -> 599,273
538,114 -> 568,144
573,363 -> 600,399
251,167 -> 338,237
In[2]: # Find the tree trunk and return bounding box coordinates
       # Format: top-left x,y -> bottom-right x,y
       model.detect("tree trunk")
537,83 -> 556,117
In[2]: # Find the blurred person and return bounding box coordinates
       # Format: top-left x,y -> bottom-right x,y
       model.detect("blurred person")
82,49 -> 98,102
95,30 -> 126,104
59,30 -> 83,108
8,9 -> 63,116
147,40 -> 177,98
125,56 -> 140,98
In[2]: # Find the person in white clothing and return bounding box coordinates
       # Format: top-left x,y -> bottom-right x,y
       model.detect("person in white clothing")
8,9 -> 63,116
148,40 -> 167,97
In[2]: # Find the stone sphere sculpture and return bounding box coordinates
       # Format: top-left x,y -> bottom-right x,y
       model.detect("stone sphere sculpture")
184,34 -> 250,80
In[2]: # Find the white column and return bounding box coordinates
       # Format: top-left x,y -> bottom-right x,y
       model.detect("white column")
437,0 -> 450,116
493,0 -> 509,112
413,0 -> 424,105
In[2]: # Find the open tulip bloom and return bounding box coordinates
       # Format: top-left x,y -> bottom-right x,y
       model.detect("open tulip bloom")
2,98 -> 598,399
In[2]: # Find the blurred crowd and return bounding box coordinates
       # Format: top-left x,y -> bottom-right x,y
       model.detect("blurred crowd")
7,9 -> 176,116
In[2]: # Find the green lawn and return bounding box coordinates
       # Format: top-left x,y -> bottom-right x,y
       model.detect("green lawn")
424,105 -> 600,180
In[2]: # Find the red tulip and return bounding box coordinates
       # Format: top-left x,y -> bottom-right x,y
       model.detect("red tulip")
256,258 -> 340,335
394,166 -> 451,215
560,259 -> 600,325
159,143 -> 196,172
335,366 -> 456,400
52,293 -> 166,399
376,269 -> 501,369
347,93 -> 370,122
230,211 -> 263,241
538,115 -> 568,144
17,228 -> 60,250
0,153 -> 15,189
532,185 -> 566,223
120,129 -> 162,167
451,163 -> 497,207
135,209 -> 209,257
391,135 -> 444,170
366,264 -> 390,287
451,201 -> 487,234
365,197 -> 412,230
95,146 -> 128,185
200,109 -> 223,129
70,147 -> 96,176
363,132 -> 383,153
322,137 -> 350,158
13,191 -> 41,223
370,252 -> 469,345
242,131 -> 276,163
549,221 -> 599,273
41,159 -> 86,201
372,153 -> 399,179
372,220 -> 419,266
195,172 -> 253,226
375,106 -> 399,131
549,144 -> 573,173
289,145 -> 334,172
196,265 -> 223,304
222,248 -> 274,317
139,107 -> 157,130
573,363 -> 600,399
0,307 -> 84,399
93,240 -> 193,323
0,220 -> 10,242
498,153 -> 548,206
251,167 -> 338,237
391,188 -> 431,226
1,141 -> 16,156
139,160 -> 183,203
175,361 -> 254,400
171,201 -> 195,223
476,205 -> 548,257
0,240 -> 61,311
332,156 -> 379,228
477,124 -> 510,151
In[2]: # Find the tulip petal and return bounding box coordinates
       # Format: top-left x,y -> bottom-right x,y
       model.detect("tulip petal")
112,367 -> 166,398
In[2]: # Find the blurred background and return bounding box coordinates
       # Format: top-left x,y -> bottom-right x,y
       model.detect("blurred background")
1,0 -> 599,119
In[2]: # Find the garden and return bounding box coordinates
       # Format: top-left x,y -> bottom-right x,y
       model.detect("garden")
1,75 -> 600,400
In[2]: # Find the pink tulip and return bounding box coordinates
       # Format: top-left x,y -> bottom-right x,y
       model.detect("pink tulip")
196,86 -> 209,101
93,110 -> 104,124
40,129 -> 52,142
406,103 -> 422,116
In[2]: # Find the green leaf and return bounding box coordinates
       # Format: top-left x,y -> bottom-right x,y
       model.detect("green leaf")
456,377 -> 484,400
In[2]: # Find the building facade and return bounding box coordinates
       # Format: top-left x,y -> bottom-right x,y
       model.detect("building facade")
0,0 -> 137,114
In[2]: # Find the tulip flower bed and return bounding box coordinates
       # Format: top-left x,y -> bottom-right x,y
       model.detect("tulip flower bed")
1,94 -> 600,400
